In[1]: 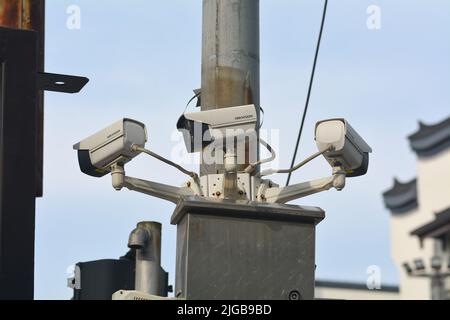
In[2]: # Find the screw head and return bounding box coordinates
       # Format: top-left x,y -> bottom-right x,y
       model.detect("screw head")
288,290 -> 302,301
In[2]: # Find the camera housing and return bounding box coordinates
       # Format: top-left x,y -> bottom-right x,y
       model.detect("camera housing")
73,118 -> 147,177
177,104 -> 258,153
315,118 -> 372,177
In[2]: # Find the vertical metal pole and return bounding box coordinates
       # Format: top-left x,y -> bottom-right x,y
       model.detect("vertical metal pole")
128,222 -> 163,296
0,0 -> 45,197
431,274 -> 446,300
0,27 -> 38,300
0,0 -> 44,301
201,0 -> 260,176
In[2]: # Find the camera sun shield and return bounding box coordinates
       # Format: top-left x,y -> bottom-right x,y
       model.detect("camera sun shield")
73,118 -> 147,177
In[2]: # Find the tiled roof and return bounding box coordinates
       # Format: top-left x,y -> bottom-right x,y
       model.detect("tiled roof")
408,116 -> 450,157
382,178 -> 418,214
411,207 -> 450,239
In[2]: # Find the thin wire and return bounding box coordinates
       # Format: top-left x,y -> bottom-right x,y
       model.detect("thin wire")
258,107 -> 265,129
278,149 -> 328,175
132,145 -> 199,180
244,138 -> 277,174
258,148 -> 329,178
286,0 -> 329,187
183,91 -> 202,113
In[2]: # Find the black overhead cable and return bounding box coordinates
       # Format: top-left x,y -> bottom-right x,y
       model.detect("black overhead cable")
286,0 -> 329,187
184,91 -> 202,113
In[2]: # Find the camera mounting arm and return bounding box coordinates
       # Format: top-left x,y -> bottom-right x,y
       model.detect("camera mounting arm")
74,117 -> 370,205
110,164 -> 197,204
260,167 -> 346,204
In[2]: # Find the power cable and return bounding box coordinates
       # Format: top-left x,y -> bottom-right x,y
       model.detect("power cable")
286,0 -> 329,186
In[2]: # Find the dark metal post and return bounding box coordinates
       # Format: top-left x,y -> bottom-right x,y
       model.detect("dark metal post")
0,0 -> 45,197
0,27 -> 38,299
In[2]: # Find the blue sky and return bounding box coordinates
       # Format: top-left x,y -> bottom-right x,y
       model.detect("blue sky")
35,0 -> 450,299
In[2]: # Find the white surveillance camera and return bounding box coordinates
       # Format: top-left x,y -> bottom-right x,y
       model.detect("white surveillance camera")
73,118 -> 147,177
177,104 -> 258,153
315,118 -> 372,177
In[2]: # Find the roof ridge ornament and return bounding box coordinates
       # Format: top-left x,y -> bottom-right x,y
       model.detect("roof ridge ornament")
409,116 -> 450,158
418,121 -> 428,129
383,178 -> 418,214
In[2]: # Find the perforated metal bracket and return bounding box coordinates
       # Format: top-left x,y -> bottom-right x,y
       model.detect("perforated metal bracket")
37,72 -> 89,93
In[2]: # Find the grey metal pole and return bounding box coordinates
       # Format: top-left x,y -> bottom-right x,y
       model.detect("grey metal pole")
201,0 -> 260,176
128,222 -> 163,296
431,274 -> 446,300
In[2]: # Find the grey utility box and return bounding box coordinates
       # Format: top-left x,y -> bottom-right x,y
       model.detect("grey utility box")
171,196 -> 325,300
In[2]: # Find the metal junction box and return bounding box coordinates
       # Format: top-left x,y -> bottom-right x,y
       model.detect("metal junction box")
171,197 -> 325,300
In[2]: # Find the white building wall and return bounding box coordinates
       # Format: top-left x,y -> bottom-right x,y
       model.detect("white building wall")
390,147 -> 450,299
390,208 -> 433,299
315,120 -> 450,301
417,148 -> 450,215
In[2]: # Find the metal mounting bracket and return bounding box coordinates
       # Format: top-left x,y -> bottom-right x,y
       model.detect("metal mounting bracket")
37,72 -> 89,93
